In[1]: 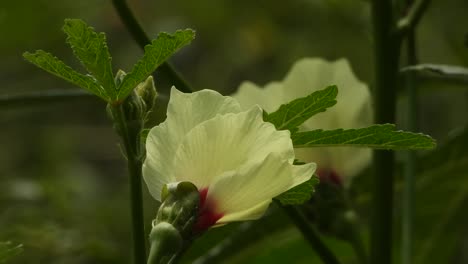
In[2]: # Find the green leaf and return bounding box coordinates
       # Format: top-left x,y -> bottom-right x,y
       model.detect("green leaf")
23,50 -> 108,101
292,124 -> 436,150
276,176 -> 319,205
0,241 -> 23,263
264,85 -> 337,132
118,29 -> 195,100
62,19 -> 116,99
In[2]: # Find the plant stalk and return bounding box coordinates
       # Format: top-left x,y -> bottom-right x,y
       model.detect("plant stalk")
111,0 -> 192,93
397,0 -> 432,36
402,6 -> 419,263
110,104 -> 146,264
370,0 -> 400,263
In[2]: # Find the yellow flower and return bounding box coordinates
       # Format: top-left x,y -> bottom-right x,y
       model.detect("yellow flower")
143,88 -> 316,231
233,58 -> 373,186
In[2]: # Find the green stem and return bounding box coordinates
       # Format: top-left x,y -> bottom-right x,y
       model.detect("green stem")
397,0 -> 432,36
370,0 -> 400,263
0,90 -> 95,108
110,104 -> 146,264
402,7 -> 419,264
111,0 -> 193,93
281,205 -> 341,264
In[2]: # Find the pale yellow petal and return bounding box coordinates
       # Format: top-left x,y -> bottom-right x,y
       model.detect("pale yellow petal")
234,81 -> 284,112
172,106 -> 294,189
143,122 -> 177,200
143,87 -> 242,200
217,200 -> 271,223
207,153 -> 314,222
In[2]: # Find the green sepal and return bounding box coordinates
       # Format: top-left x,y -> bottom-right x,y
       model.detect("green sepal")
156,181 -> 200,239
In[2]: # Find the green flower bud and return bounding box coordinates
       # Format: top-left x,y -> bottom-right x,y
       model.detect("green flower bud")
146,182 -> 200,263
122,90 -> 146,124
114,69 -> 126,87
106,90 -> 145,145
156,182 -> 200,239
147,222 -> 183,264
135,76 -> 157,113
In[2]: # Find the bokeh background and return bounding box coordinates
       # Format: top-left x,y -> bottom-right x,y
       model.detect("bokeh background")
1,0 -> 468,263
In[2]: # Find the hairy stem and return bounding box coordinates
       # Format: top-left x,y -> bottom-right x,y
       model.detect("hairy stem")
110,104 -> 146,264
370,0 -> 400,263
111,0 -> 193,93
282,205 -> 341,264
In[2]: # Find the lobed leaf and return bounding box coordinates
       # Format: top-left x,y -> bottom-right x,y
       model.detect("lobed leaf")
292,124 -> 436,150
264,85 -> 338,132
62,19 -> 116,99
118,29 -> 195,100
23,50 -> 108,101
275,176 -> 319,205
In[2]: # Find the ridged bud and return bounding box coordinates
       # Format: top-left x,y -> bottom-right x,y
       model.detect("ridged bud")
156,182 -> 200,238
146,182 -> 200,263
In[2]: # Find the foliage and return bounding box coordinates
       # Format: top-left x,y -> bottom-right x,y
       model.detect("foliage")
264,85 -> 337,133
2,0 -> 466,263
292,124 -> 436,150
23,19 -> 194,103
276,177 -> 320,205
267,87 -> 435,205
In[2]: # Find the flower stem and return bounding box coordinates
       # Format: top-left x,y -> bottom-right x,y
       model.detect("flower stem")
370,0 -> 400,263
281,205 -> 341,264
111,0 -> 193,93
110,104 -> 146,264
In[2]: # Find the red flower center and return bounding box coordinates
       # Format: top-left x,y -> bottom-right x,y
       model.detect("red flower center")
316,168 -> 343,187
193,188 -> 224,234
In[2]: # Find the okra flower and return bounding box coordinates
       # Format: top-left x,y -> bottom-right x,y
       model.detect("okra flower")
143,88 -> 316,231
233,58 -> 373,186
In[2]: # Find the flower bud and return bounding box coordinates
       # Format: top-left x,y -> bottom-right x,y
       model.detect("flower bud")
106,89 -> 145,145
155,182 -> 200,239
147,182 -> 200,263
135,76 -> 157,113
147,222 -> 183,264
114,69 -> 126,87
122,90 -> 146,124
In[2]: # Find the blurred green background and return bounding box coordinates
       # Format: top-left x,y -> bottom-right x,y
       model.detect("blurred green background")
1,0 -> 468,263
